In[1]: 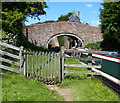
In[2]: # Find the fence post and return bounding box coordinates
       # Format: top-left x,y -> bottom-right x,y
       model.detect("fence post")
23,50 -> 26,77
19,46 -> 24,74
87,53 -> 92,78
60,46 -> 65,81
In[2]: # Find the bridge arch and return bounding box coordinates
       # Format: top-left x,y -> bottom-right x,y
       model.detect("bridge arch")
23,21 -> 102,48
46,32 -> 84,48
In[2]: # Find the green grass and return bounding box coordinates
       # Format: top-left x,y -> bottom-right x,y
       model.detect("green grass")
2,52 -> 120,101
57,58 -> 120,101
2,71 -> 64,101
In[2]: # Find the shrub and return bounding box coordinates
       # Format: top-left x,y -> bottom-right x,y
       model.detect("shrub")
85,42 -> 102,50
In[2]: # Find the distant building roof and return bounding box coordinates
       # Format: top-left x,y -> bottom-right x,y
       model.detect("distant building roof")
68,13 -> 80,23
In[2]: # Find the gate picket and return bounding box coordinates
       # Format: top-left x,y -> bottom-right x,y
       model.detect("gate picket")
30,54 -> 32,77
35,52 -> 38,80
38,52 -> 41,81
46,52 -> 48,82
52,52 -> 54,81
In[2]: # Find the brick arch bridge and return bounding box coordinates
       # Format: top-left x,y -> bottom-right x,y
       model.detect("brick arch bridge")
23,21 -> 102,48
46,32 -> 84,48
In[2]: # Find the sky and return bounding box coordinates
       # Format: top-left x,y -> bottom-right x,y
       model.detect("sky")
25,2 -> 103,27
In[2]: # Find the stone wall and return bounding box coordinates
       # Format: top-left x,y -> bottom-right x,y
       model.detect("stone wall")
22,21 -> 102,47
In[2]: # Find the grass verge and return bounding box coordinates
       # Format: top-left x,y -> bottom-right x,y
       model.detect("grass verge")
57,58 -> 120,101
2,71 -> 64,101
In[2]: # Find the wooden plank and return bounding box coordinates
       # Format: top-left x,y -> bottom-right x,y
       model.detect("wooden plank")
36,52 -> 38,79
65,49 -> 103,54
58,53 -> 61,82
52,52 -> 55,81
48,52 -> 50,82
64,64 -> 101,69
40,52 -> 42,80
61,46 -> 65,80
55,53 -> 57,83
19,46 -> 23,73
30,53 -> 32,77
0,57 -> 20,66
42,52 -> 44,81
45,52 -> 47,80
46,52 -> 48,81
27,54 -> 30,77
26,53 -> 28,77
0,50 -> 20,59
64,57 -> 101,61
23,54 -> 26,76
64,70 -> 100,75
0,65 -> 20,73
32,52 -> 34,78
87,54 -> 92,78
0,41 -> 20,51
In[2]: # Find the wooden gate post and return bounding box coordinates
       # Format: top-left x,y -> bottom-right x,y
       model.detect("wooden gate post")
87,53 -> 92,78
23,50 -> 27,76
60,46 -> 65,81
19,46 -> 24,73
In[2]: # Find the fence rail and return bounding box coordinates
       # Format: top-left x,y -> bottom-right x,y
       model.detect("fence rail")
64,70 -> 100,75
64,64 -> 101,68
60,46 -> 102,80
0,57 -> 20,66
0,65 -> 20,73
0,41 -> 20,51
65,49 -> 103,54
0,41 -> 23,73
0,50 -> 20,59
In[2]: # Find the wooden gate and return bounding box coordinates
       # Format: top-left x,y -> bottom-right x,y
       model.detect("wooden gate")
0,41 -> 23,73
22,47 -> 102,84
22,51 -> 61,84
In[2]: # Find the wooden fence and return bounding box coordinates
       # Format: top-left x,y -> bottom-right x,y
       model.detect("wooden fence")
22,47 -> 102,84
22,51 -> 61,84
0,41 -> 23,73
0,41 -> 102,84
60,47 -> 102,80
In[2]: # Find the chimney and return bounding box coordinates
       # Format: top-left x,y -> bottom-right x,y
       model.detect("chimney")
78,11 -> 80,18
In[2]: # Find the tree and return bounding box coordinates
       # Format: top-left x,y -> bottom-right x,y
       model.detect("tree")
85,42 -> 102,50
58,12 -> 73,21
99,2 -> 120,52
2,2 -> 47,45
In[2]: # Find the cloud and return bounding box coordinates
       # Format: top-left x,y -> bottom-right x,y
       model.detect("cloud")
85,4 -> 93,8
91,21 -> 101,25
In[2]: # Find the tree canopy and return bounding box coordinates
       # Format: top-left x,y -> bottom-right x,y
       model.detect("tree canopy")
100,2 -> 120,52
57,12 -> 73,21
2,2 -> 47,45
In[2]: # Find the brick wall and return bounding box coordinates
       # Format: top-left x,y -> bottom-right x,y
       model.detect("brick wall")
22,21 -> 102,47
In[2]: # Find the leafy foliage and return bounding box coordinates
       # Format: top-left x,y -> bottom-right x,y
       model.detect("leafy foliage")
99,2 -> 120,52
2,2 -> 47,45
58,12 -> 73,21
85,42 -> 102,50
22,40 -> 49,52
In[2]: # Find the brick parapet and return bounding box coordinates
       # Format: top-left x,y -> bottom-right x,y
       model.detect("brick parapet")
23,21 -> 102,47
